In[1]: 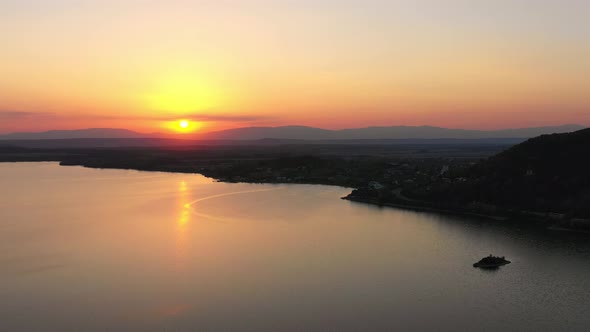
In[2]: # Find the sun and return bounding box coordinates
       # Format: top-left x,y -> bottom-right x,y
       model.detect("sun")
168,119 -> 202,133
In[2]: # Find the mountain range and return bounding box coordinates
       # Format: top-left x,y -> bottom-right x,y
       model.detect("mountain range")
0,124 -> 585,141
0,128 -> 152,140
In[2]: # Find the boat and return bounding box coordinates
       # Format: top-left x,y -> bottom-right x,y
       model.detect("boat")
473,255 -> 511,268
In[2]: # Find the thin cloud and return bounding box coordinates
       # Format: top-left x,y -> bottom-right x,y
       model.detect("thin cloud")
88,112 -> 275,123
0,110 -> 273,123
153,113 -> 273,122
0,111 -> 57,120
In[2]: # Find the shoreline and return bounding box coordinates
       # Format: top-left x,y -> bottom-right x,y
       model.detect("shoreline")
341,195 -> 509,222
3,160 -> 590,234
342,195 -> 590,233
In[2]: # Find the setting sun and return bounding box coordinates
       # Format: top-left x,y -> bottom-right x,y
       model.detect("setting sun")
165,119 -> 202,133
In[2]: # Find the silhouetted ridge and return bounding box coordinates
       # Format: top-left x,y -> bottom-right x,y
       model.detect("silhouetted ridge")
477,128 -> 590,177
1,124 -> 584,141
198,124 -> 585,140
420,129 -> 590,218
0,128 -> 156,140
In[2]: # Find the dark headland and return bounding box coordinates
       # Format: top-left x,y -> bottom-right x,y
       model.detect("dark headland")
344,128 -> 590,230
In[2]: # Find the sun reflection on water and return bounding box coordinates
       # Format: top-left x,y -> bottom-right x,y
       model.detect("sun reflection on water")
175,180 -> 191,269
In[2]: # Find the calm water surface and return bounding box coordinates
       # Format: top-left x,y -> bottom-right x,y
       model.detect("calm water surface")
1,162 -> 590,331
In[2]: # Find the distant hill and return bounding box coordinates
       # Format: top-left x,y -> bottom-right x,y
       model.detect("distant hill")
196,126 -> 334,140
0,128 -> 156,140
0,124 -> 585,141
197,124 -> 585,140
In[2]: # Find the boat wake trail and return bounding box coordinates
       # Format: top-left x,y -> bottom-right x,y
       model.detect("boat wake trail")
183,188 -> 282,222
184,188 -> 281,208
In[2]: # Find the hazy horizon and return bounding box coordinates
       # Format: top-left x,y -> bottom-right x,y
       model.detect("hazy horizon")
0,124 -> 588,140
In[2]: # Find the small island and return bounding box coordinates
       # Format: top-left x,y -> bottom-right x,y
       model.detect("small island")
473,255 -> 511,268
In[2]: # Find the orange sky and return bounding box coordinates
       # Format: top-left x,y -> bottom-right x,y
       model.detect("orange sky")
1,1 -> 589,134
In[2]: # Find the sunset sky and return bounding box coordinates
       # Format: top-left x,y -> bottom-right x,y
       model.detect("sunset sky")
1,0 -> 589,134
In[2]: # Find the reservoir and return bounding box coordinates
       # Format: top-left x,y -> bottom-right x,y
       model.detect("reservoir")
1,162 -> 589,331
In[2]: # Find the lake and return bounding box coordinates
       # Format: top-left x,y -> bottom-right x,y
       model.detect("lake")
1,162 -> 590,331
